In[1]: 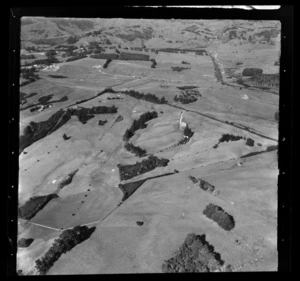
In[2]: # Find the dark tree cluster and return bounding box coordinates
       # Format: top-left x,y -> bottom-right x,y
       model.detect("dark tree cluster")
181,61 -> 190,65
199,179 -> 215,192
103,58 -> 112,69
58,170 -> 78,189
38,94 -> 53,104
48,75 -> 68,78
245,138 -> 255,147
118,179 -> 147,201
174,90 -> 199,104
18,238 -> 34,248
249,73 -> 279,88
22,95 -> 68,112
20,54 -> 36,60
18,194 -> 59,220
90,53 -> 119,60
216,133 -> 244,147
118,155 -> 169,181
124,142 -> 147,157
118,52 -> 150,61
171,66 -> 190,72
65,54 -> 87,62
35,225 -> 96,275
20,105 -> 117,153
66,36 -> 79,44
183,125 -> 194,138
20,92 -> 37,105
63,105 -> 117,124
123,111 -> 158,141
203,203 -> 235,231
242,68 -> 263,77
19,109 -> 66,153
150,58 -> 157,68
98,119 -> 107,126
20,67 -> 39,83
162,233 -> 226,273
121,90 -> 167,104
62,133 -> 71,140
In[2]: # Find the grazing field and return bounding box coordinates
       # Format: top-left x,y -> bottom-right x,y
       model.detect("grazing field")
18,18 -> 279,275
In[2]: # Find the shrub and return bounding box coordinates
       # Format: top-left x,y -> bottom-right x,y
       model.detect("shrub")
118,52 -> 150,61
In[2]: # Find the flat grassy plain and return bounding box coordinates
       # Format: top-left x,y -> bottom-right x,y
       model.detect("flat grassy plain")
18,40 -> 279,274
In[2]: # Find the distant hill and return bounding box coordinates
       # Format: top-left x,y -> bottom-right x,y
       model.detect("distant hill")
20,18 -> 280,50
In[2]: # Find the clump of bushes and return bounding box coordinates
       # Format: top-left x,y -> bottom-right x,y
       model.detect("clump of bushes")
123,111 -> 158,141
162,233 -> 227,273
203,203 -> 235,231
18,238 -> 34,248
18,194 -> 59,220
181,61 -> 190,65
124,142 -> 147,157
118,155 -> 169,181
242,68 -> 263,77
35,225 -> 96,275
